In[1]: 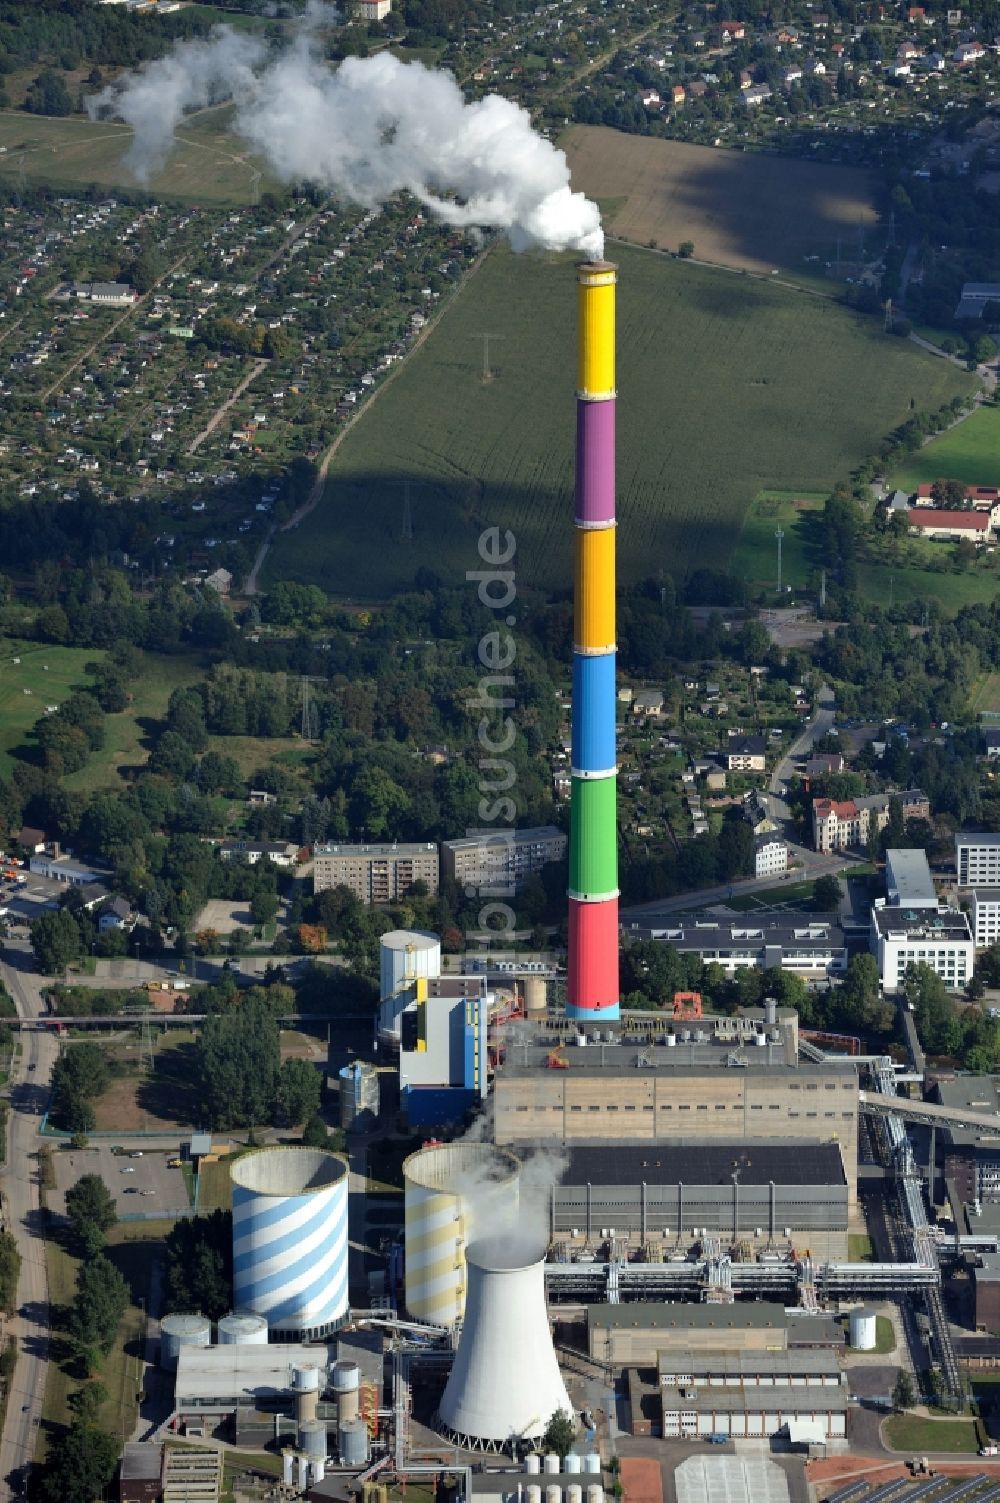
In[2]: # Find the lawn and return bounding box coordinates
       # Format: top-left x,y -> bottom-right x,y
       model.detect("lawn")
39,1224 -> 161,1464
730,491 -> 827,594
62,651 -> 203,793
264,243 -> 972,598
854,555 -> 1000,613
195,1153 -> 239,1214
971,672 -> 1000,717
889,403 -> 1000,491
204,733 -> 313,780
0,641 -> 97,778
0,109 -> 271,205
92,1033 -> 202,1133
883,1414 -> 979,1453
847,1233 -> 874,1262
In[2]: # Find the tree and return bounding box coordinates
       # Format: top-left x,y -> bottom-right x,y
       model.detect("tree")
196,996 -> 280,1130
68,1254 -> 129,1368
0,1230 -> 21,1316
540,1409 -> 576,1457
678,240 -> 694,258
250,889 -> 279,928
41,1421 -> 118,1503
812,874 -> 843,912
31,908 -> 84,974
301,1113 -> 330,1148
892,1369 -> 915,1410
65,1174 -> 117,1256
25,69 -> 72,116
277,1057 -> 322,1127
50,1043 -> 109,1135
164,1211 -> 233,1321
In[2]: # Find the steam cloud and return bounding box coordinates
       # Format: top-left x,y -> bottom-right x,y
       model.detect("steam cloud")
90,26 -> 604,257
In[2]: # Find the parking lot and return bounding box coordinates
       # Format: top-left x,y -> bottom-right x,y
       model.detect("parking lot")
50,1143 -> 192,1219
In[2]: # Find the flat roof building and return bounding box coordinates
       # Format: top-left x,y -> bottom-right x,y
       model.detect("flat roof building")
870,903 -> 973,993
624,910 -> 848,979
971,889 -> 1000,948
935,1075 -> 1000,1206
885,847 -> 938,908
440,826 -> 566,891
588,1301 -> 790,1365
957,832 -> 1000,888
313,842 -> 439,904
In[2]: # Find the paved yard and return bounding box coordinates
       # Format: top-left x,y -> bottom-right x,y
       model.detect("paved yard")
50,1143 -> 191,1220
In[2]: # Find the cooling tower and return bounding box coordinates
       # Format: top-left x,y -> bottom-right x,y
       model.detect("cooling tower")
404,1142 -> 520,1327
231,1147 -> 348,1338
568,262 -> 619,1021
437,1236 -> 572,1450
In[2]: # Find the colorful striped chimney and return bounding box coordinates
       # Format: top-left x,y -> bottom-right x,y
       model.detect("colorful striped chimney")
567,261 -> 619,1023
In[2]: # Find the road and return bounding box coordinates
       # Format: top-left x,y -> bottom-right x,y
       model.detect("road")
0,949 -> 58,1503
186,358 -> 268,455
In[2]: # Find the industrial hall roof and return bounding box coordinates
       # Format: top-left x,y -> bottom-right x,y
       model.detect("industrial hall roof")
587,1302 -> 788,1331
560,1142 -> 846,1188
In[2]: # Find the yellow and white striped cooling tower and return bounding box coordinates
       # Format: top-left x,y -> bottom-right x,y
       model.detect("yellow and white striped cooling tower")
404,1143 -> 520,1328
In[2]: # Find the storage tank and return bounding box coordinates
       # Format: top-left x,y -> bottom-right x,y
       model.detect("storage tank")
297,1455 -> 309,1491
526,1456 -> 542,1475
314,1459 -> 327,1485
216,1312 -> 269,1346
849,1307 -> 878,1351
333,1360 -> 360,1423
231,1147 -> 348,1339
583,1455 -> 602,1475
438,1236 -> 573,1448
567,1485 -> 583,1503
587,1487 -> 603,1503
527,1487 -> 543,1503
380,929 -> 441,1004
339,1416 -> 370,1467
281,1451 -> 295,1487
544,1456 -> 560,1475
564,1455 -> 582,1474
339,1060 -> 380,1132
546,1487 -> 561,1503
159,1312 -> 211,1371
524,976 -> 547,1016
299,1419 -> 328,1459
404,1142 -> 520,1327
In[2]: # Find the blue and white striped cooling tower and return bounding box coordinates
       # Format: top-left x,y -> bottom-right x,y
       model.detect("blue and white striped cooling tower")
231,1147 -> 349,1339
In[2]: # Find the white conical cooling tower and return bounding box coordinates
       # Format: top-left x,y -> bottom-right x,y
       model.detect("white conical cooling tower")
437,1236 -> 572,1451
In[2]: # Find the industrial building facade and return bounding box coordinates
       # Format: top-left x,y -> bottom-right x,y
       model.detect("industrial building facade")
936,1075 -> 1000,1205
313,842 -> 439,904
440,826 -> 567,891
624,913 -> 848,979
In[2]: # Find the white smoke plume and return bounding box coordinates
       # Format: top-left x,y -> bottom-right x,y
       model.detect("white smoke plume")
89,26 -> 604,258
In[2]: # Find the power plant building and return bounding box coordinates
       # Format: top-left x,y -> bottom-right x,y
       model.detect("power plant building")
312,842 -> 439,904
231,1148 -> 348,1340
492,1026 -> 859,1206
623,911 -> 848,980
397,976 -> 490,1125
440,826 -> 567,891
567,261 -> 620,1023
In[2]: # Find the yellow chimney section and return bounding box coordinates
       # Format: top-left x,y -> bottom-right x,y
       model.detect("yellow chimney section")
577,262 -> 616,401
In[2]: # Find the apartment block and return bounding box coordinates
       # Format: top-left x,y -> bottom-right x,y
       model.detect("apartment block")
440,825 -> 567,891
957,833 -> 1000,888
313,842 -> 439,904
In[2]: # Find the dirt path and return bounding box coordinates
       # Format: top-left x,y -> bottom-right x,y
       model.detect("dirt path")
186,357 -> 268,454
244,247 -> 490,595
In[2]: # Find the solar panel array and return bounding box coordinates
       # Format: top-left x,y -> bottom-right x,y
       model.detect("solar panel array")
827,1484 -> 871,1503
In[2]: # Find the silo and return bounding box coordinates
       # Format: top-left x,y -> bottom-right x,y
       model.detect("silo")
564,1456 -> 582,1475
438,1236 -> 573,1449
217,1312 -> 269,1346
380,929 -> 441,1004
292,1363 -> 325,1425
546,1487 -> 561,1503
583,1456 -> 602,1475
231,1147 -> 348,1339
299,1419 -> 328,1460
339,1061 -> 380,1132
567,1486 -> 583,1503
404,1142 -> 520,1327
159,1313 -> 211,1371
524,976 -> 547,1016
527,1488 -> 543,1503
587,1488 -> 603,1503
333,1360 -> 360,1423
849,1307 -> 878,1351
544,1456 -> 560,1475
282,1451 -> 295,1487
526,1457 -> 542,1476
339,1416 -> 370,1467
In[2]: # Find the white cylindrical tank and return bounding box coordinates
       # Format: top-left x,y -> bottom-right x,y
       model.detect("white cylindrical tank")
525,1456 -> 542,1475
527,1487 -> 543,1503
292,1364 -> 324,1391
313,1459 -> 326,1484
587,1487 -> 603,1503
297,1454 -> 309,1491
159,1313 -> 211,1371
849,1307 -> 878,1351
380,929 -> 441,1004
564,1455 -> 582,1475
567,1485 -> 583,1503
333,1359 -> 360,1422
282,1451 -> 295,1487
404,1142 -> 520,1327
544,1455 -> 560,1475
546,1487 -> 561,1503
438,1236 -> 574,1448
339,1061 -> 380,1132
339,1416 -> 369,1467
524,976 -> 547,1015
583,1455 -> 602,1475
216,1312 -> 269,1346
299,1419 -> 327,1459
231,1147 -> 348,1339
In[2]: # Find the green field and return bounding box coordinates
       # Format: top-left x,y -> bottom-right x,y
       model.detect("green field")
731,490 -> 827,592
0,642 -> 97,778
0,107 -> 272,204
889,403 -> 1000,491
61,652 -> 202,794
883,1414 -> 979,1453
854,555 -> 1000,613
972,672 -> 1000,716
263,243 -> 973,597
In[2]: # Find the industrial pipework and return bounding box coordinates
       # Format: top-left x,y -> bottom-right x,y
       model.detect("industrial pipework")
567,260 -> 619,1021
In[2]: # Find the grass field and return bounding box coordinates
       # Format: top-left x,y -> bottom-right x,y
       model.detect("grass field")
731,490 -> 827,592
62,652 -> 203,794
847,1233 -> 874,1261
204,733 -> 311,780
564,126 -> 879,275
854,555 -> 1000,612
195,1153 -> 238,1213
0,642 -> 97,778
883,1415 -> 979,1453
971,672 -> 1000,716
889,403 -> 1000,491
0,107 -> 272,205
264,243 -> 972,597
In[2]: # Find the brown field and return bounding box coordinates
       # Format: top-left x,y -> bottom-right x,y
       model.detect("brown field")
564,126 -> 879,273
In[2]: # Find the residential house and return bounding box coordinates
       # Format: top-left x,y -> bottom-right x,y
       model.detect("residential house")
723,735 -> 767,772
754,834 -> 788,878
219,838 -> 300,867
784,64 -> 803,84
640,88 -> 662,109
906,508 -> 991,543
955,40 -> 985,62
16,825 -> 47,854
97,896 -> 135,933
671,83 -> 687,105
804,752 -> 845,777
358,0 -> 392,17
719,20 -> 746,41
908,5 -> 927,19
739,68 -> 753,88
812,788 -> 929,851
633,690 -> 665,718
744,83 -> 772,104
687,79 -> 709,97
982,729 -> 1000,759
205,567 -> 232,595
811,11 -> 830,25
248,789 -> 278,806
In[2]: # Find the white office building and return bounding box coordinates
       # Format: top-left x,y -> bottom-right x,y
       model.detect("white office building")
885,847 -> 938,909
957,833 -> 1000,888
970,890 -> 1000,949
870,902 -> 974,993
